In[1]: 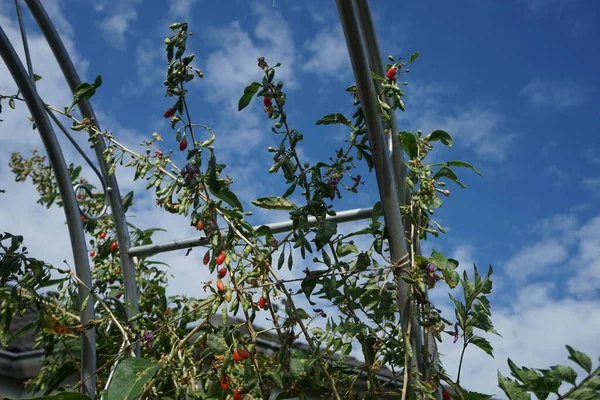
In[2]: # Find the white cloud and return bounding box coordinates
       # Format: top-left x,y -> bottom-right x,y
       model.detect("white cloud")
583,147 -> 600,164
566,216 -> 600,296
544,164 -> 569,187
91,0 -> 141,50
395,82 -> 517,162
437,284 -> 600,397
301,26 -> 351,82
450,244 -> 477,275
504,238 -> 569,283
0,1 -> 94,271
532,212 -> 578,238
566,16 -> 589,38
522,78 -> 589,110
197,4 -> 297,157
202,5 -> 296,105
521,0 -> 575,15
581,177 -> 600,197
168,0 -> 201,20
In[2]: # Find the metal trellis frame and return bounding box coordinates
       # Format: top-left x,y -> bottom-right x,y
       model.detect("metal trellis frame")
0,0 -> 443,397
353,0 -> 440,392
0,21 -> 97,399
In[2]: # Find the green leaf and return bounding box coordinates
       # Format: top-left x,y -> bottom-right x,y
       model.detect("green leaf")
566,345 -> 592,374
497,371 -> 531,400
314,220 -> 337,251
68,74 -> 102,112
425,129 -> 452,148
470,335 -> 494,357
8,98 -> 15,109
443,269 -> 460,289
290,349 -> 311,380
238,82 -> 261,111
371,71 -> 385,81
545,365 -> 577,385
466,392 -> 494,400
407,51 -> 419,64
122,191 -> 134,212
315,113 -> 352,126
104,358 -> 159,400
4,321 -> 36,345
399,131 -> 418,159
336,243 -> 358,257
2,393 -> 92,400
252,196 -> 298,210
33,74 -> 42,82
206,333 -> 227,355
211,183 -> 244,211
433,167 -> 467,188
583,376 -> 600,390
569,387 -> 600,400
431,160 -> 483,177
371,201 -> 383,224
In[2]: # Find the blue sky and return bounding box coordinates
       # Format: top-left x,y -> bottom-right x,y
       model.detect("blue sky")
1,0 -> 599,397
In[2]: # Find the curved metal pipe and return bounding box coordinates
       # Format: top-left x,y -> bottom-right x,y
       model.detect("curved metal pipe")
0,24 -> 97,398
24,0 -> 140,355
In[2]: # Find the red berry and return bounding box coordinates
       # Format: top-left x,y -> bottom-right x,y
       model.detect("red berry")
216,280 -> 225,292
263,97 -> 272,108
89,250 -> 95,258
109,279 -> 115,284
110,242 -> 118,252
386,66 -> 397,80
258,296 -> 267,310
80,215 -> 85,222
203,251 -> 210,266
179,137 -> 188,151
77,193 -> 83,200
233,349 -> 241,362
99,231 -> 107,240
216,253 -> 226,266
218,268 -> 227,279
164,107 -> 176,118
145,308 -> 151,313
220,375 -> 229,390
196,220 -> 204,230
116,293 -> 123,299
442,390 -> 451,400
239,349 -> 250,360
233,388 -> 243,400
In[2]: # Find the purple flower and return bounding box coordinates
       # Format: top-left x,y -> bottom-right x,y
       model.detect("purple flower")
453,323 -> 459,343
143,330 -> 153,350
443,189 -> 451,198
181,164 -> 199,183
426,265 -> 441,288
352,175 -> 362,190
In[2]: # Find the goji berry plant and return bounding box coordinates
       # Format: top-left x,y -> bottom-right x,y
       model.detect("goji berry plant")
1,20 -> 598,400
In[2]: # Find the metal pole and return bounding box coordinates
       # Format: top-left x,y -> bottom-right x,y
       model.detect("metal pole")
335,0 -> 421,387
129,206 -> 374,257
354,0 -> 440,392
0,26 -> 96,398
25,0 -> 141,349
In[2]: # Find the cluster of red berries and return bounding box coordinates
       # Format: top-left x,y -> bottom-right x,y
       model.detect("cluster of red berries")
219,375 -> 243,398
232,348 -> 251,362
89,232 -> 116,258
163,107 -> 188,151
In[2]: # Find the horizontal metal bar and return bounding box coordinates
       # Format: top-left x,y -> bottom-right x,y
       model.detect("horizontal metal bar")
129,206 -> 374,257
